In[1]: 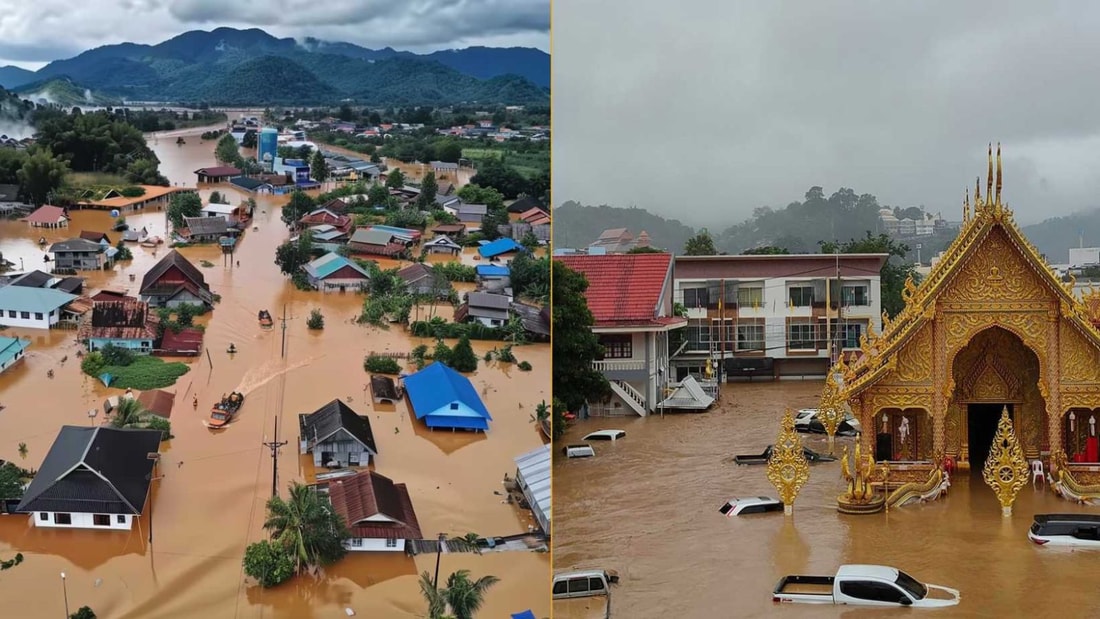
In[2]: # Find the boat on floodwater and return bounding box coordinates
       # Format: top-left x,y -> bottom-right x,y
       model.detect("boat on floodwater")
258,310 -> 273,328
208,392 -> 244,428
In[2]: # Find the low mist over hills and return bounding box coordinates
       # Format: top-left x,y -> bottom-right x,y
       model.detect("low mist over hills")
0,28 -> 549,106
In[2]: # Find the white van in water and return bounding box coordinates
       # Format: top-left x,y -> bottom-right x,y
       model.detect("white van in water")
552,570 -> 620,599
563,444 -> 596,458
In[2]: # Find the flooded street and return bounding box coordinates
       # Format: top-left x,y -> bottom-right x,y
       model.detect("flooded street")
553,381 -> 1100,619
0,127 -> 549,618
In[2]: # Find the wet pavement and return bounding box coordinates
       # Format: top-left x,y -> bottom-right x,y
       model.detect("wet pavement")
553,381 -> 1100,619
0,123 -> 549,618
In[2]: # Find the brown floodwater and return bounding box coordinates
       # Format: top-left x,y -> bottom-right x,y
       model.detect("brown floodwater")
553,381 -> 1100,619
0,124 -> 550,618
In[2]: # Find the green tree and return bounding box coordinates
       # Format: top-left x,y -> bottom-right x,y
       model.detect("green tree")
209,191 -> 223,204
552,261 -> 609,414
419,571 -> 448,619
243,539 -> 295,587
436,141 -> 463,163
442,569 -> 500,619
1,553 -> 23,572
508,252 -> 550,302
215,133 -> 242,165
307,309 -> 324,330
433,340 -> 452,365
17,147 -> 68,205
274,230 -> 314,276
281,190 -> 316,227
417,171 -> 438,209
684,229 -> 717,256
520,230 -> 540,251
310,149 -> 329,184
820,231 -> 919,318
241,130 -> 257,149
167,192 -> 203,229
0,463 -> 25,499
470,158 -> 528,199
367,183 -> 392,209
125,158 -> 169,186
385,168 -> 405,189
479,207 -> 509,241
109,397 -> 148,429
449,335 -> 478,372
263,482 -> 350,574
69,607 -> 96,619
456,184 -> 504,210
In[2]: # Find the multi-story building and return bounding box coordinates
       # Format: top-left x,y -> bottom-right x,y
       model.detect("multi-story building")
556,252 -> 686,417
672,253 -> 888,380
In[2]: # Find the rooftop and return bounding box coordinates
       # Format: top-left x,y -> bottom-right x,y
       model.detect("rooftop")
0,285 -> 77,313
556,253 -> 676,326
23,205 -> 67,224
327,471 -> 422,541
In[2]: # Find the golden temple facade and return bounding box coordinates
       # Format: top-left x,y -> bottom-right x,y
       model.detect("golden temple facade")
833,145 -> 1100,490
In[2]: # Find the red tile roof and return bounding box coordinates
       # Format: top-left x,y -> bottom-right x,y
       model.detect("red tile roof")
194,166 -> 241,177
556,253 -> 675,327
158,328 -> 204,354
23,205 -> 67,224
328,471 -> 422,540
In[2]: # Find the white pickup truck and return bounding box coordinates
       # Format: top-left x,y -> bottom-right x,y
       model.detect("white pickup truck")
773,564 -> 960,608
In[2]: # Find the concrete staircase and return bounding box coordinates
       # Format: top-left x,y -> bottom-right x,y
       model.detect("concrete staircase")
609,380 -> 648,417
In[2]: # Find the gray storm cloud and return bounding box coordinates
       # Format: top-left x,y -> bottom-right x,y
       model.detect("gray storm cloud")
552,0 -> 1100,226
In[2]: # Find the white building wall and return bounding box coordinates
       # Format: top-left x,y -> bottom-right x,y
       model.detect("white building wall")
32,511 -> 133,530
0,308 -> 59,329
345,537 -> 405,552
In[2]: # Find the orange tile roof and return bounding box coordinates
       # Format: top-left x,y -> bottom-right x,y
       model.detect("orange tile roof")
556,253 -> 675,327
81,186 -> 193,209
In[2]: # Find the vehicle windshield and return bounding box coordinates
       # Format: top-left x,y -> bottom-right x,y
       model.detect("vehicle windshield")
895,571 -> 927,600
212,413 -> 227,421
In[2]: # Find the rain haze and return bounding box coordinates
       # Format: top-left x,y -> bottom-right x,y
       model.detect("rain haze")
0,0 -> 549,69
552,0 -> 1100,226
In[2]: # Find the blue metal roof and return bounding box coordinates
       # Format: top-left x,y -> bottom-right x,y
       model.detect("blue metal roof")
0,336 -> 29,366
303,252 -> 370,280
478,238 -> 524,258
0,285 -> 76,313
403,362 -> 492,431
475,264 -> 510,277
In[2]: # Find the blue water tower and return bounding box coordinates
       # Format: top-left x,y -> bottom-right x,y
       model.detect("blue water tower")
258,127 -> 279,173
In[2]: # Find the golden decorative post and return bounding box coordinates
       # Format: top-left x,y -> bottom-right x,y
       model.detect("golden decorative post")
817,372 -> 844,455
767,408 -> 810,515
982,407 -> 1029,517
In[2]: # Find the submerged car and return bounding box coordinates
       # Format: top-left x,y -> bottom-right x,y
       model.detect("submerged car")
583,429 -> 626,441
1029,514 -> 1100,547
795,408 -> 861,436
719,496 -> 784,516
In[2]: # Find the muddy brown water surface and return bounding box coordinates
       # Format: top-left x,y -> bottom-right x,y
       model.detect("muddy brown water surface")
0,127 -> 549,618
553,381 -> 1100,619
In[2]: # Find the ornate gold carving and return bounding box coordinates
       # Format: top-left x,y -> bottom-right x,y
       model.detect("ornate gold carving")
817,373 -> 846,455
1061,321 -> 1100,383
945,404 -> 961,456
982,408 -> 1030,516
893,325 -> 933,383
766,409 -> 810,515
837,441 -> 885,514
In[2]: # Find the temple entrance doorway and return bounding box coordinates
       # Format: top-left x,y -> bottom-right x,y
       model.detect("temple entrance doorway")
967,403 -> 1013,473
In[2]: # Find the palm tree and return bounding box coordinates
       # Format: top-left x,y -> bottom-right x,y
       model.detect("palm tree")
419,571 -> 447,618
448,533 -> 482,555
263,482 -> 350,574
110,397 -> 148,428
444,569 -> 500,619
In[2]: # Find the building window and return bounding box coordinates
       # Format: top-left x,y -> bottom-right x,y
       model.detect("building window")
349,538 -> 363,547
54,513 -> 72,525
841,323 -> 864,349
842,285 -> 869,306
682,287 -> 709,308
686,321 -> 710,351
737,287 -> 763,308
19,311 -> 29,319
34,312 -> 43,320
39,512 -> 48,521
116,515 -> 126,524
598,334 -> 633,359
736,325 -> 765,352
710,319 -> 733,344
93,514 -> 111,526
385,538 -> 398,548
788,323 -> 817,350
788,286 -> 814,307
6,310 -> 13,318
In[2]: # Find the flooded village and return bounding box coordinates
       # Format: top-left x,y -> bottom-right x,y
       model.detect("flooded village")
0,114 -> 551,618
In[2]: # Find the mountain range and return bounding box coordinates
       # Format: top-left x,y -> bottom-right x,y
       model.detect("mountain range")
0,28 -> 549,106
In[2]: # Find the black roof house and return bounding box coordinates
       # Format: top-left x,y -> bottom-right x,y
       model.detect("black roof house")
16,426 -> 163,515
299,399 -> 378,455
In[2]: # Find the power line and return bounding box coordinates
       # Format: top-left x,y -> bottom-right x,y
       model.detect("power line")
261,415 -> 288,498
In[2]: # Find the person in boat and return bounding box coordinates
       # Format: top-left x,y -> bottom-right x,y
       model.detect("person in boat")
228,343 -> 237,353
46,369 -> 53,379
193,395 -> 199,409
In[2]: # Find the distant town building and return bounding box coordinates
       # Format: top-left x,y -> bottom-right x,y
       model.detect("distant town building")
587,228 -> 654,254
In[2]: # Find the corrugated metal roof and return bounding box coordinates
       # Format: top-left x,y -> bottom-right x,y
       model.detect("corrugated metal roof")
0,336 -> 30,365
475,265 -> 510,277
514,444 -> 550,532
404,362 -> 491,430
303,252 -> 371,280
478,238 -> 523,258
0,285 -> 77,312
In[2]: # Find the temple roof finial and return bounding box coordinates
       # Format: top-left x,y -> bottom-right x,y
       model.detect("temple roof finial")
986,143 -> 994,205
995,142 -> 1003,206
975,175 -> 982,208
964,187 -> 970,222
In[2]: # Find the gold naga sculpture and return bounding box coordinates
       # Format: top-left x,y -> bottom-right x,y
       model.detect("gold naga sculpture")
837,440 -> 885,514
1050,449 -> 1100,505
766,408 -> 810,515
982,407 -> 1029,517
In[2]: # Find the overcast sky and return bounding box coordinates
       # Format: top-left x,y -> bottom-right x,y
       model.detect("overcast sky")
552,0 -> 1100,226
0,0 -> 548,69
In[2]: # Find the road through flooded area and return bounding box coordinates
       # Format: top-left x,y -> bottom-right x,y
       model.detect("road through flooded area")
553,381 -> 1100,619
0,127 -> 549,618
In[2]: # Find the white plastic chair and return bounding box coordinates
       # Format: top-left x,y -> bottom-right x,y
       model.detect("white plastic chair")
1031,460 -> 1046,488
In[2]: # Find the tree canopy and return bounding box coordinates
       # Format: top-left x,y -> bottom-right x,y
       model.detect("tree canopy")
684,229 -> 717,255
167,192 -> 202,230
820,231 -> 919,318
552,260 -> 609,422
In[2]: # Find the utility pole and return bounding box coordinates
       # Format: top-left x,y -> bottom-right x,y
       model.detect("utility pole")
262,416 -> 288,498
280,303 -> 288,358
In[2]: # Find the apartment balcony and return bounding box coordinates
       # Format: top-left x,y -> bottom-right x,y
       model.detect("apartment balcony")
592,359 -> 648,382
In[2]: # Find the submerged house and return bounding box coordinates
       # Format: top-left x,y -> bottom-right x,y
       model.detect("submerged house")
370,375 -> 400,404
121,226 -> 149,243
298,399 -> 379,468
0,336 -> 30,375
455,291 -> 512,328
403,362 -> 492,432
396,263 -> 449,298
478,238 -> 524,261
50,238 -> 116,271
0,285 -> 77,329
139,250 -> 215,309
475,264 -> 510,290
302,252 -> 371,292
180,216 -> 230,243
514,444 -> 551,535
422,235 -> 462,256
347,228 -> 409,257
23,204 -> 68,228
78,300 -> 159,354
16,426 -> 162,530
327,471 -> 422,552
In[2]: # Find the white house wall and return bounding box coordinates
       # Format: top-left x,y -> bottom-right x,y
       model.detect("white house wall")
32,511 -> 133,530
0,308 -> 60,329
345,537 -> 405,552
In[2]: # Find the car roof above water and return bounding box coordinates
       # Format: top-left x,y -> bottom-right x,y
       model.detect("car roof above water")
1033,513 -> 1100,525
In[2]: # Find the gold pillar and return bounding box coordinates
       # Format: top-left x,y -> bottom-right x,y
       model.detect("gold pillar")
1046,310 -> 1062,467
933,314 -> 948,460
